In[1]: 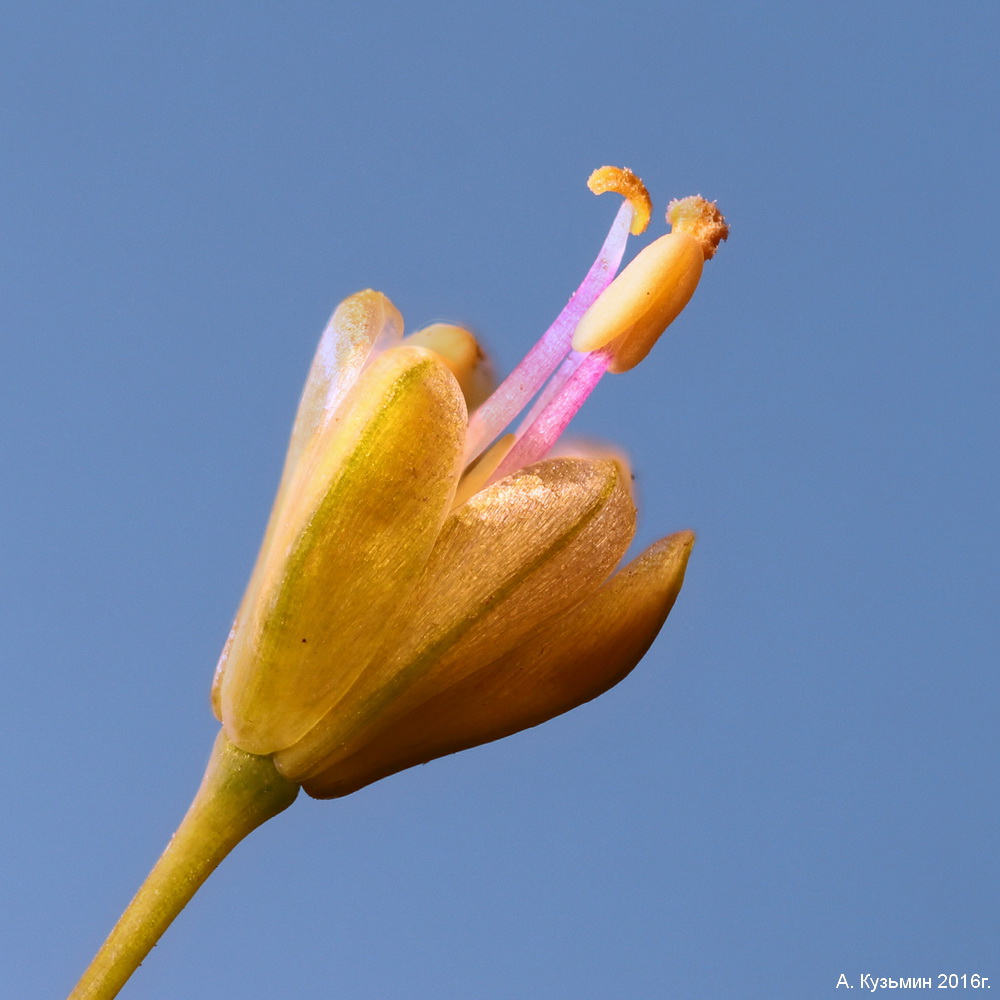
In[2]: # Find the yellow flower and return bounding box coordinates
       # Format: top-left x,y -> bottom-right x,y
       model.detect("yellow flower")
69,170 -> 729,1000
210,168 -> 727,798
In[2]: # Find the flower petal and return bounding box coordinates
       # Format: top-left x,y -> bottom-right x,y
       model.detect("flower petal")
300,531 -> 693,797
284,290 -> 403,481
277,456 -> 636,782
211,291 -> 404,709
219,345 -> 466,755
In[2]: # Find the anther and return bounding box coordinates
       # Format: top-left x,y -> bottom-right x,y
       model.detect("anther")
572,196 -> 728,372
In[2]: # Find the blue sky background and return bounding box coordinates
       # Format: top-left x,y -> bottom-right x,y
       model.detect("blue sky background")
3,2 -> 997,998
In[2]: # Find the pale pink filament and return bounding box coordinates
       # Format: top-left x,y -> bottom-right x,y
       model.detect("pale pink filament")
463,199 -> 634,461
514,350 -> 588,436
489,349 -> 612,483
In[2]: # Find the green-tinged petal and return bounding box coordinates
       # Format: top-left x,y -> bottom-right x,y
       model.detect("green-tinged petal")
277,456 -> 636,783
219,345 -> 466,755
211,291 -> 402,710
301,531 -> 693,797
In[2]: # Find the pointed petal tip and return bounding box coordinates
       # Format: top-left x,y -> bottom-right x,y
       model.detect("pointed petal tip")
623,529 -> 695,601
648,528 -> 696,563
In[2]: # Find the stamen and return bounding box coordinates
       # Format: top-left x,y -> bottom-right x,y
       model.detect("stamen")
488,350 -> 612,483
571,230 -> 703,371
464,180 -> 640,461
573,195 -> 728,373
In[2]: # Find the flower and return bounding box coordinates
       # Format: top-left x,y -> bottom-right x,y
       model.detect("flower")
69,170 -> 730,1000
70,167 -> 728,1000
211,168 -> 727,798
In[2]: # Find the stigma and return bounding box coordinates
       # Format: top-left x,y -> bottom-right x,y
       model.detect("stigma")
587,166 -> 653,235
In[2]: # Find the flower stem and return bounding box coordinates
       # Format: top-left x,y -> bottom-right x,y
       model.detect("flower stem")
69,731 -> 299,1000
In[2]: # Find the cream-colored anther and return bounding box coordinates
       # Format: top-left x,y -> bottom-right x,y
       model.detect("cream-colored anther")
403,323 -> 495,410
571,230 -> 704,373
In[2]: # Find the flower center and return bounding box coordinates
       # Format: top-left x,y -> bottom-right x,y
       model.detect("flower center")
462,167 -> 728,488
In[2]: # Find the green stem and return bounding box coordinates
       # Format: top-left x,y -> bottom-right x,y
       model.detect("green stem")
69,730 -> 299,1000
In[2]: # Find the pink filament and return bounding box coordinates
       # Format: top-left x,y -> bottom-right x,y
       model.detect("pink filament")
464,199 -> 634,460
514,350 -> 587,435
489,349 -> 612,483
